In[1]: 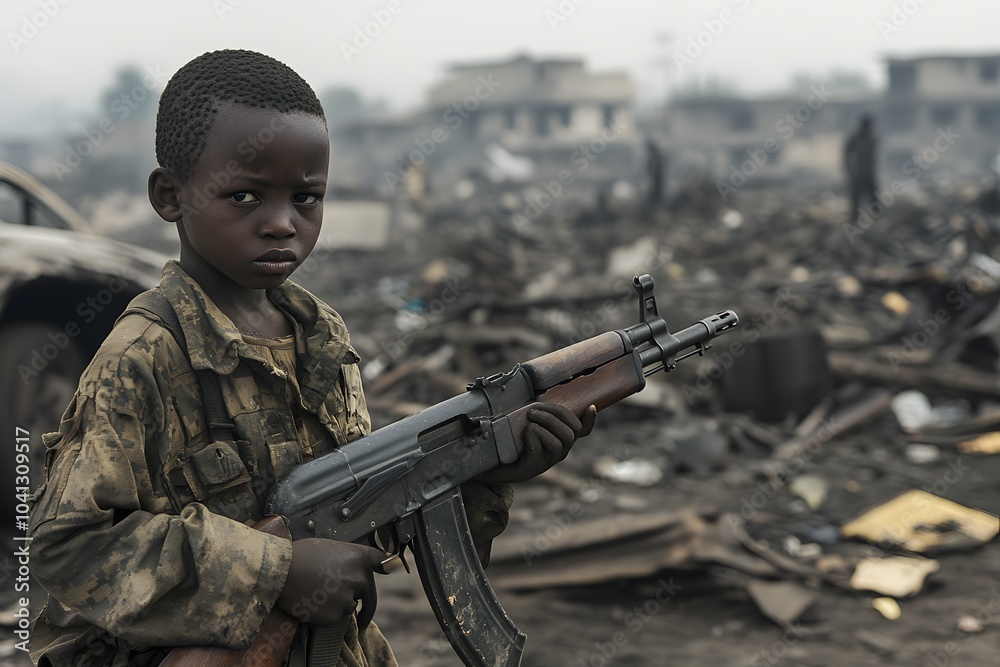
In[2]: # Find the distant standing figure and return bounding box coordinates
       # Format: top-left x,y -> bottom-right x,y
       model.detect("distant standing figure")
845,115 -> 877,218
645,138 -> 666,209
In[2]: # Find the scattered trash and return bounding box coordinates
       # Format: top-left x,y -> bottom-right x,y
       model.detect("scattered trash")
958,431 -> 1000,454
815,554 -> 852,577
956,615 -> 985,634
891,391 -> 934,432
782,535 -> 822,559
806,524 -> 840,546
592,456 -> 663,487
904,443 -> 941,464
841,490 -> 1000,553
719,209 -> 743,229
660,419 -> 729,472
836,275 -> 863,297
746,580 -> 818,626
849,557 -> 940,597
872,597 -> 902,620
891,393 -> 969,433
789,475 -> 827,510
881,291 -> 912,316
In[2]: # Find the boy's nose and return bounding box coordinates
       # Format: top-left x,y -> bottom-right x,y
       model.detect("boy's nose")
260,206 -> 296,237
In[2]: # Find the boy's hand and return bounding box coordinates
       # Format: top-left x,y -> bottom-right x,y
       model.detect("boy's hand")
476,403 -> 597,484
277,538 -> 386,626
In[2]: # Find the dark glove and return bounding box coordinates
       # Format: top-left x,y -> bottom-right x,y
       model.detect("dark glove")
476,403 -> 597,484
276,538 -> 386,626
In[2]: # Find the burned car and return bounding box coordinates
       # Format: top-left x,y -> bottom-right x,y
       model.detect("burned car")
0,161 -> 166,506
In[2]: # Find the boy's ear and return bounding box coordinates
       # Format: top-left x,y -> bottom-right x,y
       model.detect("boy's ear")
148,167 -> 183,222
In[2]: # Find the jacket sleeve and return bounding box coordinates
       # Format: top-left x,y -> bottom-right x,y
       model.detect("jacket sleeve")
29,333 -> 292,650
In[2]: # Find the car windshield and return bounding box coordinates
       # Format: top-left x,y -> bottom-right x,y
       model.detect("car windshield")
0,180 -> 71,230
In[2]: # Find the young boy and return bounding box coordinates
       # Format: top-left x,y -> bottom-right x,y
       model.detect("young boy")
28,50 -> 594,666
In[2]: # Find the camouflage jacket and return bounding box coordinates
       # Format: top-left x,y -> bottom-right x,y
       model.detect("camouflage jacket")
28,260 -> 513,666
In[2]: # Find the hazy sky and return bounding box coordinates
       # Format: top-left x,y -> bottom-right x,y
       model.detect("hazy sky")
3,0 -> 999,137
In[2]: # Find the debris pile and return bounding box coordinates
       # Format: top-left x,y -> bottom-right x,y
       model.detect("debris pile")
301,184 -> 1000,662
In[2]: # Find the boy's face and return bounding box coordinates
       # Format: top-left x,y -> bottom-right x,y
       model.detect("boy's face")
172,102 -> 329,292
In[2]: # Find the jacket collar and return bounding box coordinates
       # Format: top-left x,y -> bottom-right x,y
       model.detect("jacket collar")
157,260 -> 355,412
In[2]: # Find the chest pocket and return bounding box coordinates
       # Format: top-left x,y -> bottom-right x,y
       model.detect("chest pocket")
169,377 -> 258,524
178,440 -> 257,524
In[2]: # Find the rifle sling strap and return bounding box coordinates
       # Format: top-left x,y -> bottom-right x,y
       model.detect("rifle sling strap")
129,289 -> 237,445
129,289 -> 349,666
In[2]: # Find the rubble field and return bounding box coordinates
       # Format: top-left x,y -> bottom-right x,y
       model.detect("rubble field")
305,185 -> 1000,667
3,184 -> 999,666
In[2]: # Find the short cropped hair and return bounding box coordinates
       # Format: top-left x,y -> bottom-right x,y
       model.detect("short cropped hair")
155,49 -> 325,182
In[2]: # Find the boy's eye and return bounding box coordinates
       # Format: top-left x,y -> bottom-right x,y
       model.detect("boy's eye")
230,192 -> 258,203
293,194 -> 321,205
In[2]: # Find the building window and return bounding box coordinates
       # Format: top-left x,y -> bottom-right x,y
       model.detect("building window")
980,61 -> 999,83
975,105 -> 1000,130
559,106 -> 572,126
888,63 -> 916,93
930,106 -> 959,126
534,110 -> 549,136
729,108 -> 754,131
505,108 -> 517,130
883,106 -> 916,132
602,105 -> 615,129
729,144 -> 780,167
534,63 -> 546,84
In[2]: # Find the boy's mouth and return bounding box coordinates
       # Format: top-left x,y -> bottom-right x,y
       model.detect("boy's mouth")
256,249 -> 297,262
254,248 -> 297,274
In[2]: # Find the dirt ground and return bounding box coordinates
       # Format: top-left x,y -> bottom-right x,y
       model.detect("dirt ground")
371,409 -> 1000,667
3,408 -> 997,667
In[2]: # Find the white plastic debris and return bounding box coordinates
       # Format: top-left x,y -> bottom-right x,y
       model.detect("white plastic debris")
891,390 -> 934,432
592,456 -> 663,487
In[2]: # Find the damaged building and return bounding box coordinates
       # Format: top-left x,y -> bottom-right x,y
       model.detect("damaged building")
661,53 -> 1000,197
329,54 -> 638,199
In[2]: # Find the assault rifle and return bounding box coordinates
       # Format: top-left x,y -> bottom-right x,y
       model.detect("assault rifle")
162,274 -> 737,667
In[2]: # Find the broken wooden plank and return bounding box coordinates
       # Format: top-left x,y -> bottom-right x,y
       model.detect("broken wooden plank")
829,352 -> 1000,397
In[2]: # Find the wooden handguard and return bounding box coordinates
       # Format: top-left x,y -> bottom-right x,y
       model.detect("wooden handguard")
521,331 -> 625,390
160,515 -> 299,667
505,338 -> 645,454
